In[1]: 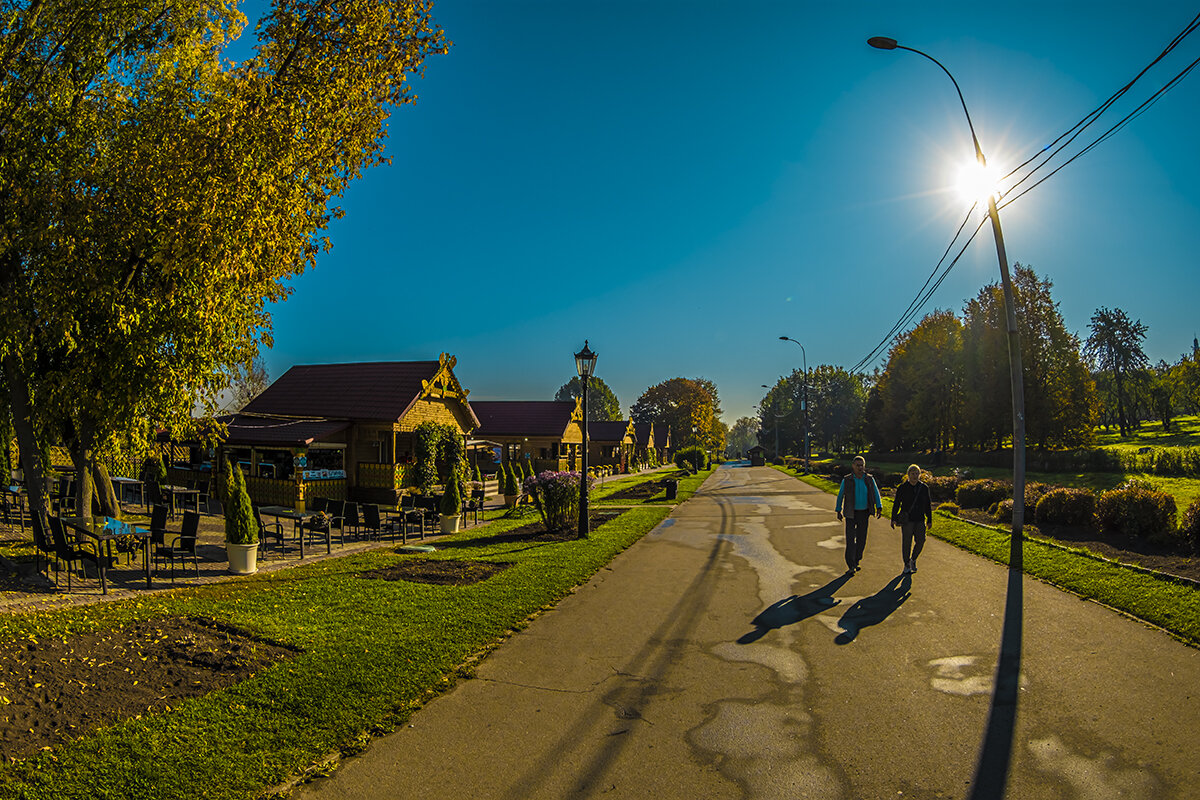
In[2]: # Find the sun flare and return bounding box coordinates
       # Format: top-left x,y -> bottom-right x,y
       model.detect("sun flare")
955,161 -> 1001,206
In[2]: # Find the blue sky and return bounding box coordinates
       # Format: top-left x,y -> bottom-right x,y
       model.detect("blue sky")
240,1 -> 1200,426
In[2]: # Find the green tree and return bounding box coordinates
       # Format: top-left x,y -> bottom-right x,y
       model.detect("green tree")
1085,306 -> 1149,436
0,1 -> 448,520
727,417 -> 758,457
805,366 -> 868,454
962,265 -> 1096,450
554,376 -> 622,421
870,310 -> 962,452
631,377 -> 723,451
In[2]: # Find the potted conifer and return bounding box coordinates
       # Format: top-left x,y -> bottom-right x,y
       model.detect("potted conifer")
440,477 -> 462,534
223,459 -> 258,574
502,461 -> 519,508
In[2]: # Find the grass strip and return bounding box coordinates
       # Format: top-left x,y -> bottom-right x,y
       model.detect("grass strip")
773,466 -> 1200,646
0,505 -> 671,800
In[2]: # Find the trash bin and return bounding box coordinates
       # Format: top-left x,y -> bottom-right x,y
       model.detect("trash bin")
665,479 -> 678,500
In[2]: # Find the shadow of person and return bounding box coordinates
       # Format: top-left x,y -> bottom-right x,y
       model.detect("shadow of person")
834,573 -> 911,645
737,571 -> 853,644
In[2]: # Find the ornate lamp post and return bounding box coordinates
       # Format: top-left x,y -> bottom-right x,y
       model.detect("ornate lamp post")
779,336 -> 810,473
574,340 -> 597,537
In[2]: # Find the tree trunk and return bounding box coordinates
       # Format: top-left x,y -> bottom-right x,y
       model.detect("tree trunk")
91,460 -> 120,519
2,352 -> 50,529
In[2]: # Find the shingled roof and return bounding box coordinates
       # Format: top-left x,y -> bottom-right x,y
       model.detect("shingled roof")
588,420 -> 634,442
242,359 -> 477,426
633,422 -> 654,447
472,401 -> 578,438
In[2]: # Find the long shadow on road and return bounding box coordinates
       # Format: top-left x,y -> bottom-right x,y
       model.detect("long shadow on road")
736,572 -> 854,645
833,573 -> 911,644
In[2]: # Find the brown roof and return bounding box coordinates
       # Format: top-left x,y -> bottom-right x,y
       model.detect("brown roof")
220,414 -> 349,447
589,420 -> 633,442
633,422 -> 653,447
653,425 -> 672,447
472,401 -> 577,438
242,361 -> 452,423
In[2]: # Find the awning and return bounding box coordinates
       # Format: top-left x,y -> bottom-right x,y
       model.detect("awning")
221,414 -> 350,447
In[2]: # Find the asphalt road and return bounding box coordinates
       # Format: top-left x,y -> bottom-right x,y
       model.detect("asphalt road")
294,464 -> 1199,800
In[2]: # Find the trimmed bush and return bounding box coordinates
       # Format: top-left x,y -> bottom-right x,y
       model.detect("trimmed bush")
937,502 -> 960,515
956,479 -> 1011,510
1096,480 -> 1177,538
925,476 -> 958,502
675,446 -> 706,473
502,462 -> 520,496
993,499 -> 1015,523
1035,488 -> 1097,527
1180,498 -> 1200,551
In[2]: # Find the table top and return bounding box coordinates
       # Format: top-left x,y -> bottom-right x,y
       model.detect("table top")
59,516 -> 149,541
110,476 -> 143,485
161,484 -> 198,493
259,506 -> 313,521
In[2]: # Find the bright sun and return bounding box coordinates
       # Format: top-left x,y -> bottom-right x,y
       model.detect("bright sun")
955,161 -> 1001,205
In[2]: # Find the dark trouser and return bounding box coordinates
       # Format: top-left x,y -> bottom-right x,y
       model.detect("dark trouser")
844,511 -> 871,569
901,521 -> 926,563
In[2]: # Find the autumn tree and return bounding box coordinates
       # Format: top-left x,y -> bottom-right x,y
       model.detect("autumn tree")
0,1 -> 448,519
554,376 -> 622,421
961,265 -> 1096,450
1085,307 -> 1149,436
631,377 -> 724,451
869,310 -> 962,452
727,417 -> 758,457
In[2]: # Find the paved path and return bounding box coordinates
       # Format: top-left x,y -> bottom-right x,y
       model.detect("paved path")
295,464 -> 1199,800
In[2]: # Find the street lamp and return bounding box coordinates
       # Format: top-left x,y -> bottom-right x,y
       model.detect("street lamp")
867,36 -> 1026,541
779,336 -> 810,473
574,340 -> 597,538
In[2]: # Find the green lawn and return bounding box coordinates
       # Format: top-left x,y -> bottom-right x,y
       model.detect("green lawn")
780,467 -> 1200,646
0,505 -> 671,799
1094,414 -> 1200,451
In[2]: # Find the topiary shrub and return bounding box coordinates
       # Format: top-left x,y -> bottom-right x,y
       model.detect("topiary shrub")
503,462 -> 521,496
440,476 -> 462,518
956,479 -> 1011,510
1096,480 -> 1177,538
675,446 -> 705,473
223,460 -> 256,545
937,501 -> 960,515
1180,498 -> 1200,551
925,476 -> 958,503
993,499 -> 1015,523
1035,488 -> 1096,528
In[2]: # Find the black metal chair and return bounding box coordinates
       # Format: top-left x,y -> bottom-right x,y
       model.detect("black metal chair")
48,516 -> 102,592
342,501 -> 361,540
156,510 -> 201,582
254,506 -> 285,558
360,503 -> 387,542
303,499 -> 345,549
31,513 -> 57,579
464,488 -> 485,526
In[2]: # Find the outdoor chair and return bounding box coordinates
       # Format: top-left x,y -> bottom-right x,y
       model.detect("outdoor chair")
419,495 -> 441,534
52,478 -> 75,515
254,506 -> 285,558
360,503 -> 387,542
399,494 -> 426,542
156,510 -> 201,583
48,516 -> 103,592
342,501 -> 361,540
464,488 -> 485,526
31,513 -> 57,579
303,499 -> 345,548
195,478 -> 214,514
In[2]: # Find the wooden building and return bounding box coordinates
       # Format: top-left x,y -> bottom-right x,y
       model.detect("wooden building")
588,420 -> 636,472
471,400 -> 584,474
220,355 -> 479,507
653,424 -> 673,465
633,422 -> 656,465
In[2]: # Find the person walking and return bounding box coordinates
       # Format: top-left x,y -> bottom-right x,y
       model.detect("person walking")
891,464 -> 933,574
835,456 -> 882,573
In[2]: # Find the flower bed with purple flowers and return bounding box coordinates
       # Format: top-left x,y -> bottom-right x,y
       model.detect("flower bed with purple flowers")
524,470 -> 594,533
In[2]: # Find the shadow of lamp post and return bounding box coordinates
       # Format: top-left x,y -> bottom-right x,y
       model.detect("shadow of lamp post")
574,340 -> 597,538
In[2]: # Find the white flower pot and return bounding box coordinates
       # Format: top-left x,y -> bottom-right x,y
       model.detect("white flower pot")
227,542 -> 259,575
440,515 -> 461,534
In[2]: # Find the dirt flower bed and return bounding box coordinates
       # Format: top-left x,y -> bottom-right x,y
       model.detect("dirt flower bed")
0,617 -> 294,760
604,477 -> 679,501
952,509 -> 1200,582
362,558 -> 511,586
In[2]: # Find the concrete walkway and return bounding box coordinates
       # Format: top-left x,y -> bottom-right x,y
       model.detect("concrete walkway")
293,464 -> 1199,800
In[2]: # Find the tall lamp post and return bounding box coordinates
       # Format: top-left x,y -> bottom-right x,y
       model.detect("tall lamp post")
867,36 -> 1025,541
574,340 -> 597,538
779,336 -> 810,473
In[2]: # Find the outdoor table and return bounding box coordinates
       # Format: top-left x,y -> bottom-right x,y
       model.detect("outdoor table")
59,515 -> 151,593
110,476 -> 146,512
161,484 -> 200,519
258,506 -> 327,559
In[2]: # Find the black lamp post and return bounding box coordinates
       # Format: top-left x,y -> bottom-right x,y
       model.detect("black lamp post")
779,336 -> 810,472
574,340 -> 597,537
867,35 -> 1025,541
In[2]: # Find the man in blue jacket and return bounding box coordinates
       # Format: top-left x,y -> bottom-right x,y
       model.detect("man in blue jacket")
835,456 -> 882,573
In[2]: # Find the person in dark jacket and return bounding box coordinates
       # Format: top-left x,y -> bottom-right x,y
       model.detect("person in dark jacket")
835,456 -> 882,573
891,464 -> 933,574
